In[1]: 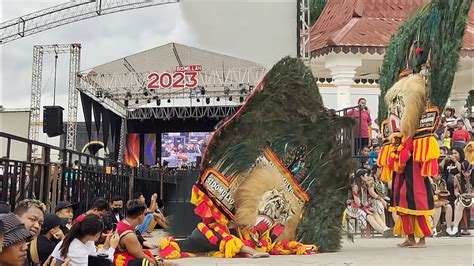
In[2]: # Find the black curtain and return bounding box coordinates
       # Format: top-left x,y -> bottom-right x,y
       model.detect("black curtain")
80,92 -> 93,154
92,100 -> 103,138
102,110 -> 110,152
110,113 -> 122,162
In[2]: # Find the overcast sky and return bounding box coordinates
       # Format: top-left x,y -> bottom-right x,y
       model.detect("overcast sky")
0,0 -> 297,119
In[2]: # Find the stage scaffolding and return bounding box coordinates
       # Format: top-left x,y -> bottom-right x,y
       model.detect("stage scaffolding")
29,44 -> 81,157
127,106 -> 240,120
0,0 -> 178,44
77,66 -> 266,117
78,65 -> 266,161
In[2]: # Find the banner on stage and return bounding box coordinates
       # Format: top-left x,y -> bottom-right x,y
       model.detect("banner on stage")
147,65 -> 202,90
125,133 -> 140,167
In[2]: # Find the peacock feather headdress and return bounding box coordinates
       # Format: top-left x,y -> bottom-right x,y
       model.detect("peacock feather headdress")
193,57 -> 354,252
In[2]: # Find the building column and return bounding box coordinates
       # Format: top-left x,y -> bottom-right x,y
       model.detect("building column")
449,92 -> 469,116
325,53 -> 362,110
450,69 -> 473,115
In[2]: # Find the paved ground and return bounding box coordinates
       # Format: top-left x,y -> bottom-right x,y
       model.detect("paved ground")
150,230 -> 473,266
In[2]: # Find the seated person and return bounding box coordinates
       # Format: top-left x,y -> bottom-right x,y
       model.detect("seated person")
448,162 -> 473,236
55,200 -> 78,234
29,213 -> 65,264
346,169 -> 391,237
75,198 -> 109,222
51,214 -> 118,265
0,213 -> 35,266
13,199 -> 46,236
133,192 -> 169,236
431,173 -> 453,236
114,200 -> 159,266
105,196 -> 124,231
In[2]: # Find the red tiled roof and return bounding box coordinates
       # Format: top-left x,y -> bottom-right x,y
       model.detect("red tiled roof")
310,0 -> 474,58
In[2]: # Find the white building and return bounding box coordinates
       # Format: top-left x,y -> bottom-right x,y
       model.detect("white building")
308,0 -> 473,119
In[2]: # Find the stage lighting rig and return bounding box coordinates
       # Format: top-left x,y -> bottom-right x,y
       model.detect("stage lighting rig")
228,96 -> 233,101
167,99 -> 171,103
239,96 -> 244,103
205,97 -> 210,104
124,99 -> 129,107
156,99 -> 161,106
199,86 -> 206,95
216,97 -> 220,101
239,84 -> 248,94
147,99 -> 151,104
196,98 -> 200,102
135,99 -> 139,104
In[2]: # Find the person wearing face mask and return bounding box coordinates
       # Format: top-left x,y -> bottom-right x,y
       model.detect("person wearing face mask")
0,213 -> 35,266
55,201 -> 79,235
105,196 -> 124,231
51,214 -> 118,265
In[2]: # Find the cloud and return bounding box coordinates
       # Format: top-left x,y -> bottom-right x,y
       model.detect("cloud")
1,0 -> 297,120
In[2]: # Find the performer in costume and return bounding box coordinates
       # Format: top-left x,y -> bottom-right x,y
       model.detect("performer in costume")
383,72 -> 440,248
159,57 -> 352,258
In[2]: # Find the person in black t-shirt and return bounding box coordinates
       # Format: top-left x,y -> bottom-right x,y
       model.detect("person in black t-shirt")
29,213 -> 65,264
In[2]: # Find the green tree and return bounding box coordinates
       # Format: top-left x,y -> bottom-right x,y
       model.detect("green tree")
310,0 -> 328,25
467,90 -> 474,109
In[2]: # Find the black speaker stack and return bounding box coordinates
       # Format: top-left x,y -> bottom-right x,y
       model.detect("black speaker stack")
43,106 -> 64,137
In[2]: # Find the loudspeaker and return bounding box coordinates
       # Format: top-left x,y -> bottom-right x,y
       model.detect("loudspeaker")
43,106 -> 64,137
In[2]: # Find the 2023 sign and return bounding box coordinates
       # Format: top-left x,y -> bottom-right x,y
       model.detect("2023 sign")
146,71 -> 198,89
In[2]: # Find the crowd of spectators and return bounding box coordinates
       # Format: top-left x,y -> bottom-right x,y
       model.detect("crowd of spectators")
0,192 -> 172,266
347,103 -> 473,238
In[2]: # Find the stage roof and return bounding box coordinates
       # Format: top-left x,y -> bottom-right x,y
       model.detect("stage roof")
85,42 -> 263,74
79,43 -> 266,116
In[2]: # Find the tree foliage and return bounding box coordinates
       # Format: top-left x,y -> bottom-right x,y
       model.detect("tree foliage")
310,0 -> 328,26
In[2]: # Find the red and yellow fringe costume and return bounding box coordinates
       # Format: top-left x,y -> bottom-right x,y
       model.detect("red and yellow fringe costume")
385,134 -> 438,238
157,185 -> 317,259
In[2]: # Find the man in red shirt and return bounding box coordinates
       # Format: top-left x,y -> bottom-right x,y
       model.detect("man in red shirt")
452,119 -> 471,149
347,98 -> 372,154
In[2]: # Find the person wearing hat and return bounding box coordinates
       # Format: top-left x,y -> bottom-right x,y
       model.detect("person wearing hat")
0,213 -> 35,266
55,201 -> 78,235
28,213 -> 65,264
